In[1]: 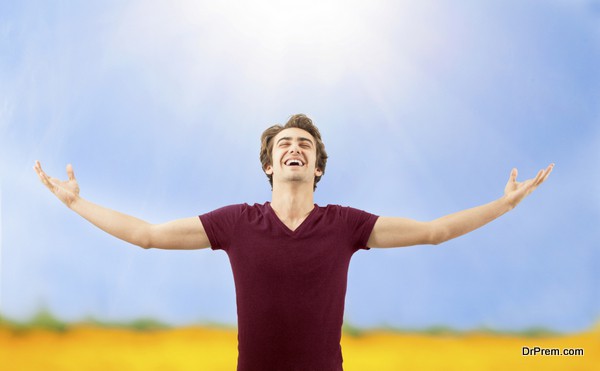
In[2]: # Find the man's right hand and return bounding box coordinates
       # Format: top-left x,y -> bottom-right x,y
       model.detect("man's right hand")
34,161 -> 81,208
34,160 -> 209,249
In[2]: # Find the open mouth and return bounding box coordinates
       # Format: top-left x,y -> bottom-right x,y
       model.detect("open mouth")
284,159 -> 305,167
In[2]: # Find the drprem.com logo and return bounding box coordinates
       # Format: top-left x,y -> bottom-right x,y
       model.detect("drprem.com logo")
522,346 -> 584,356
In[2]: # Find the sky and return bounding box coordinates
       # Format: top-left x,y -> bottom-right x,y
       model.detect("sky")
1,0 -> 599,333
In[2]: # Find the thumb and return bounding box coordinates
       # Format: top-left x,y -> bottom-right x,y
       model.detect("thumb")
66,164 -> 75,181
509,168 -> 518,183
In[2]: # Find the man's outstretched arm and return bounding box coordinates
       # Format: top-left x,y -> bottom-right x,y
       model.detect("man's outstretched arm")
34,161 -> 210,250
367,164 -> 554,248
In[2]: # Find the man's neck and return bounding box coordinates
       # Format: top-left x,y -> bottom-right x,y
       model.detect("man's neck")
270,182 -> 315,222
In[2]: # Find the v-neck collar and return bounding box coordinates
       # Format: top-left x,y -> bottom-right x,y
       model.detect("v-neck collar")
266,202 -> 319,236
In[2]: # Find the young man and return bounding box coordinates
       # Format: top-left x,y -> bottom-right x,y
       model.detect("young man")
34,114 -> 553,371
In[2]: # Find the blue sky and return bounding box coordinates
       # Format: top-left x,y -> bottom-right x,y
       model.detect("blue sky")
1,0 -> 599,333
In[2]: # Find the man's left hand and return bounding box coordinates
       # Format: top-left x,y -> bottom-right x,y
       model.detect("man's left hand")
504,163 -> 554,209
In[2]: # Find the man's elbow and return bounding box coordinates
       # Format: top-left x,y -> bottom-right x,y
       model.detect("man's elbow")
428,223 -> 448,245
430,236 -> 444,245
131,227 -> 153,249
134,236 -> 153,249
138,240 -> 153,249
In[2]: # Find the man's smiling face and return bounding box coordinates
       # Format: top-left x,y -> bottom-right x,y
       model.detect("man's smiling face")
265,127 -> 323,188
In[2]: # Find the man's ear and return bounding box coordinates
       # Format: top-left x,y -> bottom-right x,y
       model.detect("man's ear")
265,165 -> 273,175
315,168 -> 323,177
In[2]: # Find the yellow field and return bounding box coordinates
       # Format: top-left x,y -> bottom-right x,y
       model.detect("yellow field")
0,326 -> 597,370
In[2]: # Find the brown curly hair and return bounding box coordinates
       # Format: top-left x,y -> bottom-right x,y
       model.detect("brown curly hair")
259,114 -> 328,191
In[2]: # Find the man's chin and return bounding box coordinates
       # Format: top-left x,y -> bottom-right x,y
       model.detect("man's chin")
280,175 -> 310,184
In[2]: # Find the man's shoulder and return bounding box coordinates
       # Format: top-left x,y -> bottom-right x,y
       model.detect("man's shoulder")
313,204 -> 378,222
211,202 -> 271,217
200,202 -> 269,227
316,203 -> 370,213
209,202 -> 268,211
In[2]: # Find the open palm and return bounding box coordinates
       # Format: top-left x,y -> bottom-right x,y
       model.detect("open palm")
504,163 -> 554,208
34,161 -> 80,207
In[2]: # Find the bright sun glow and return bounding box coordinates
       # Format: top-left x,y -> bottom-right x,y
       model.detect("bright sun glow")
181,0 -> 396,84
114,0 -> 428,88
215,0 -> 369,49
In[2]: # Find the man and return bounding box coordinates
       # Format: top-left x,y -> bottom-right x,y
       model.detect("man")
34,114 -> 553,371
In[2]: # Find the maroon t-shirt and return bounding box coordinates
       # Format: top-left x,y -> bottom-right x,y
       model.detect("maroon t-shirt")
199,202 -> 378,371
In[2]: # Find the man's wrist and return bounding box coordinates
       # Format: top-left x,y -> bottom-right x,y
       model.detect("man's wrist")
67,195 -> 82,210
499,194 -> 516,212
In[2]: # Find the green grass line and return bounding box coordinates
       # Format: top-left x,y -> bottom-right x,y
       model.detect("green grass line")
1,309 -> 597,337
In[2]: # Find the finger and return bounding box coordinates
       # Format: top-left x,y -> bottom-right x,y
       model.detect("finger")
34,162 -> 54,184
39,170 -> 52,186
35,167 -> 45,183
540,163 -> 554,184
67,164 -> 75,181
34,160 -> 42,173
37,170 -> 53,189
533,169 -> 544,185
34,161 -> 49,177
534,164 -> 553,185
34,162 -> 48,181
34,161 -> 46,180
35,166 -> 56,190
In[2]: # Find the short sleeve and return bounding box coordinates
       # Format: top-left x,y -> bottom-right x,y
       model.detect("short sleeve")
342,206 -> 379,251
198,204 -> 245,251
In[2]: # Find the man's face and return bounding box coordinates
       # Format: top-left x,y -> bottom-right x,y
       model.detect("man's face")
265,127 -> 323,188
